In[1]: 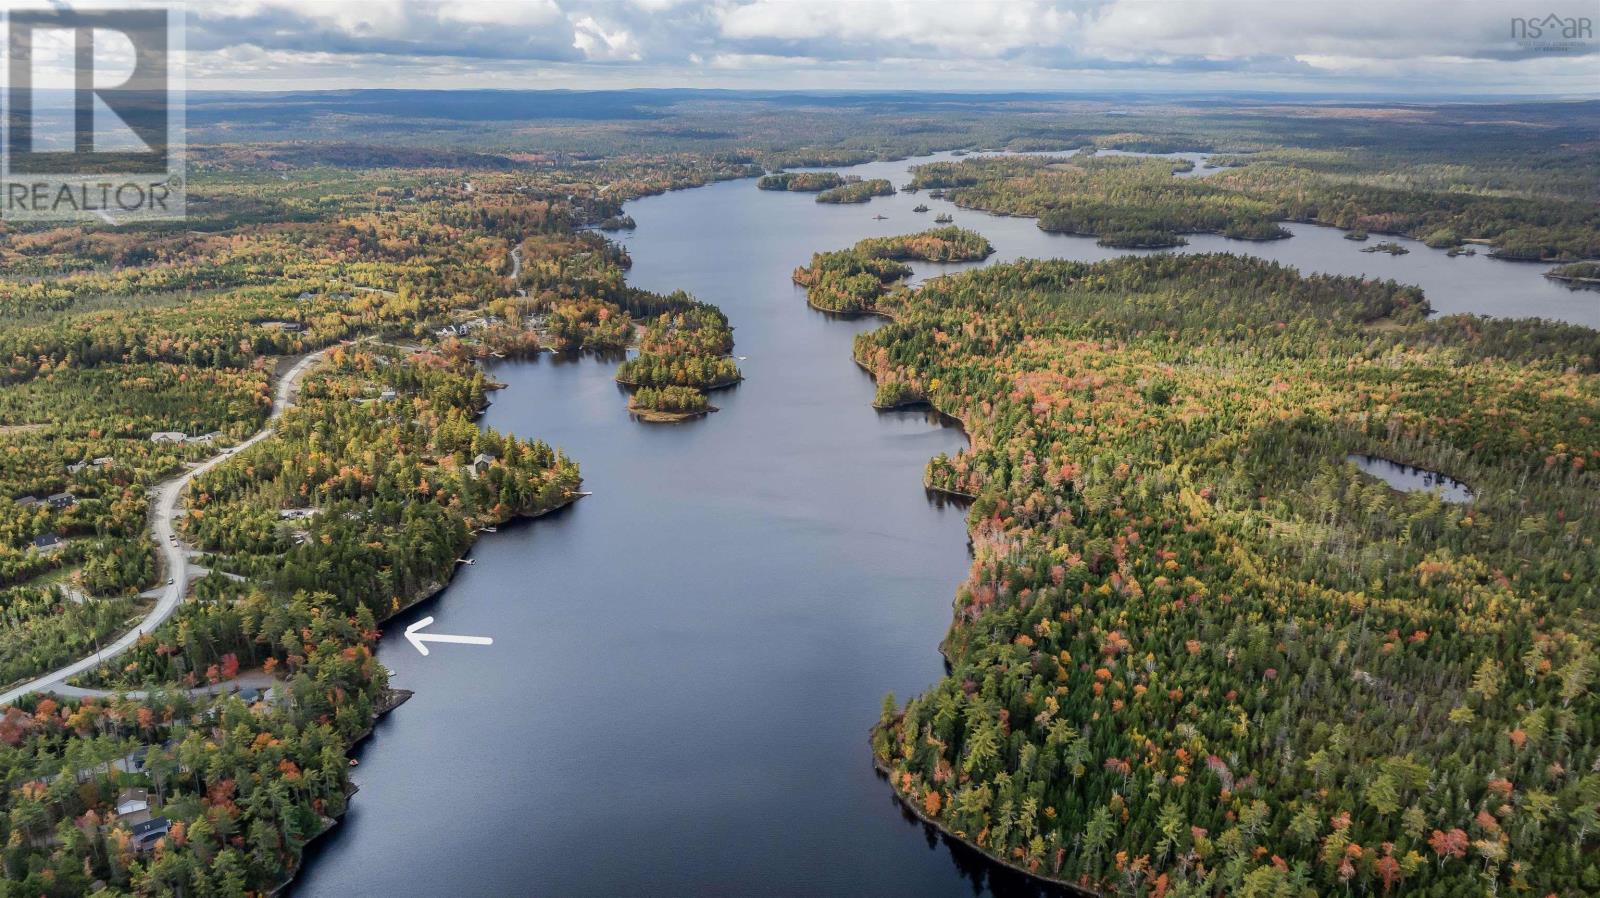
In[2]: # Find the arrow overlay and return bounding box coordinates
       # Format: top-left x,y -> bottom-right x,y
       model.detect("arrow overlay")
404,616 -> 494,656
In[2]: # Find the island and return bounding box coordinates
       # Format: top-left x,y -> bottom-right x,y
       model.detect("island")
816,178 -> 895,204
758,171 -> 851,192
791,227 -> 994,314
1362,240 -> 1411,255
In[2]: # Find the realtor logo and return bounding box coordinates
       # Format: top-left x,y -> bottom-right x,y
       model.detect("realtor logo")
1510,12 -> 1595,51
1,2 -> 184,222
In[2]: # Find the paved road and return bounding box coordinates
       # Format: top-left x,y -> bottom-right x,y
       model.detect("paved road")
0,348 -> 330,706
47,670 -> 281,702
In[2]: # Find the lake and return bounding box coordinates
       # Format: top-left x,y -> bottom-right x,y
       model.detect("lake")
291,151 -> 1592,897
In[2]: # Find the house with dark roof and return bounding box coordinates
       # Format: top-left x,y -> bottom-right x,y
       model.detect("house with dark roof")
32,533 -> 62,552
129,816 -> 170,850
46,492 -> 76,509
469,453 -> 496,478
16,495 -> 40,508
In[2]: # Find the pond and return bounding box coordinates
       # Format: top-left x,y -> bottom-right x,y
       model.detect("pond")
1348,455 -> 1475,504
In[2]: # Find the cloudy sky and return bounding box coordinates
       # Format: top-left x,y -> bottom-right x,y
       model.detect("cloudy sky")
177,0 -> 1598,94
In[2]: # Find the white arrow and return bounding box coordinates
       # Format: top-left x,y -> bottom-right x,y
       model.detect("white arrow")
403,616 -> 493,656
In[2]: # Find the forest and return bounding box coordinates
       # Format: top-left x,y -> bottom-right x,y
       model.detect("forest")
757,172 -> 850,192
612,295 -> 741,415
791,247 -> 1600,897
1546,261 -> 1600,288
0,152 -> 727,896
910,149 -> 1599,259
816,179 -> 896,204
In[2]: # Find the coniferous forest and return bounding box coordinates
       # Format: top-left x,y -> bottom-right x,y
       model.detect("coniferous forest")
792,247 -> 1600,897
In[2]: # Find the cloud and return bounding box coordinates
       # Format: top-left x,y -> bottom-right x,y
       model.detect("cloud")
180,0 -> 1599,92
571,14 -> 643,62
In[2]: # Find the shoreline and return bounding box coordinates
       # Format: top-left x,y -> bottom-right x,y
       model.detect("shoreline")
613,372 -> 744,390
870,751 -> 1101,898
275,486 -> 588,892
267,687 -> 413,896
1545,272 -> 1600,288
805,262 -> 1109,898
375,489 -> 588,625
628,404 -> 717,422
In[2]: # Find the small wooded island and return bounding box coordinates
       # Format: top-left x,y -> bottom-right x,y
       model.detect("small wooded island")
614,301 -> 742,419
792,227 -> 995,314
757,171 -> 850,192
816,178 -> 895,204
1362,240 -> 1411,255
628,385 -> 714,421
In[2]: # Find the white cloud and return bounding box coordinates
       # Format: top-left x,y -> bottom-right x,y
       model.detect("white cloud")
179,0 -> 1598,92
716,0 -> 1081,57
572,14 -> 643,61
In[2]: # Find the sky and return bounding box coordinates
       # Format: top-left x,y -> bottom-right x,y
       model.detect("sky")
30,0 -> 1600,95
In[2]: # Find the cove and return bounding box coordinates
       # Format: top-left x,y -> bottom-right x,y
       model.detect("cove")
290,151 -> 1590,897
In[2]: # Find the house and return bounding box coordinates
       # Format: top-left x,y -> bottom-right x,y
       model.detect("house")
115,788 -> 150,821
150,431 -> 186,444
129,816 -> 170,850
469,453 -> 496,478
66,460 -> 90,475
46,492 -> 76,509
379,388 -> 397,401
281,322 -> 305,333
184,432 -> 221,445
32,533 -> 62,552
16,495 -> 40,508
278,507 -> 318,521
92,457 -> 114,468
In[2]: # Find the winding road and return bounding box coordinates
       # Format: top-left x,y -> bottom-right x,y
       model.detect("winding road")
0,347 -> 331,706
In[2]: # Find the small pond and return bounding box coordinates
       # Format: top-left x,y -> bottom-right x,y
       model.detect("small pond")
1349,455 -> 1475,503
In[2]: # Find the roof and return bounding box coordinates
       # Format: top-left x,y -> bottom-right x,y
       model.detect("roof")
32,533 -> 61,548
130,816 -> 170,839
115,797 -> 149,816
